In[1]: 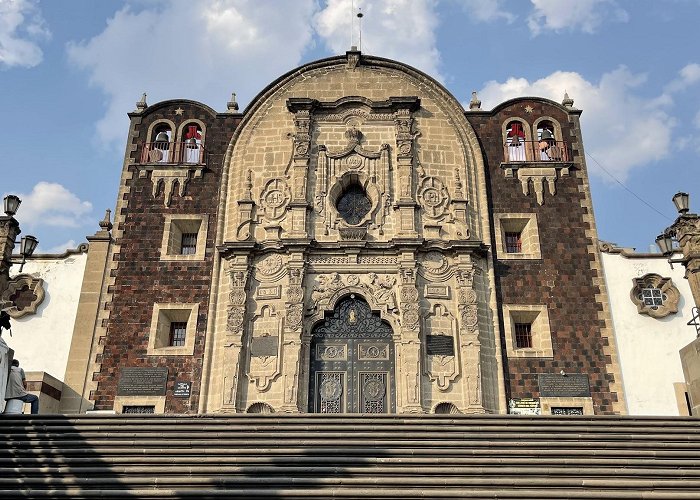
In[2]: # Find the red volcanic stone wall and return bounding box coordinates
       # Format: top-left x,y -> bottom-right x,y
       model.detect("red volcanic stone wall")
93,102 -> 241,412
467,101 -> 619,414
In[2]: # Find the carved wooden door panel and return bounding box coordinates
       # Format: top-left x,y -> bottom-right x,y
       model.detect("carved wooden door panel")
309,296 -> 395,413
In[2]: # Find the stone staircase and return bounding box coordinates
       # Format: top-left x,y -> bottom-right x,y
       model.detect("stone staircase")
1,414 -> 699,498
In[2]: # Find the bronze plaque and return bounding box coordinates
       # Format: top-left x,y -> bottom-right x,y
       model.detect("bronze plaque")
117,367 -> 168,396
426,335 -> 455,356
538,374 -> 590,398
250,336 -> 278,357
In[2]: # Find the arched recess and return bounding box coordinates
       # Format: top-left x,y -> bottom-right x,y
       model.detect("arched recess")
308,294 -> 396,414
501,118 -> 533,162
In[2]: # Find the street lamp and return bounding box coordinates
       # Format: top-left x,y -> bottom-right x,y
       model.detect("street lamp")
3,195 -> 21,217
656,191 -> 700,335
1,194 -> 39,306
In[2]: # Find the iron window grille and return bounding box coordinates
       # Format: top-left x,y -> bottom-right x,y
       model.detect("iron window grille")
639,287 -> 664,308
514,322 -> 533,349
169,321 -> 187,347
505,232 -> 522,253
180,233 -> 198,255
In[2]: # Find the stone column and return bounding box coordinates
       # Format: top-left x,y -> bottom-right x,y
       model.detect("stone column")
221,254 -> 251,412
455,257 -> 484,414
397,252 -> 422,413
280,252 -> 306,412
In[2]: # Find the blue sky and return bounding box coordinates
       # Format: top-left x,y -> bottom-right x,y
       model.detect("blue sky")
2,0 -> 699,253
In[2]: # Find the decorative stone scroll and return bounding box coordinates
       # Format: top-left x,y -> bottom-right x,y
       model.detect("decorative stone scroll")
236,170 -> 255,241
503,165 -> 571,206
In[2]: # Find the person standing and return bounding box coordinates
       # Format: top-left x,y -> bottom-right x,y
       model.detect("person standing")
5,359 -> 39,414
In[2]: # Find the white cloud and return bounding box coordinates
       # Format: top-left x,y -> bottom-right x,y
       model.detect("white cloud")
478,66 -> 674,180
452,0 -> 515,23
664,63 -> 700,94
67,0 -> 317,148
40,240 -> 78,255
314,0 -> 442,79
9,182 -> 93,228
0,0 -> 50,68
527,0 -> 628,35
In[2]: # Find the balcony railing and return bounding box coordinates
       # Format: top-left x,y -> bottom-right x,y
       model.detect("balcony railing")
503,140 -> 571,163
140,142 -> 206,165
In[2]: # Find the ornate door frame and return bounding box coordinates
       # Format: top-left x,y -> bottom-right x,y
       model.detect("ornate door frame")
308,294 -> 396,413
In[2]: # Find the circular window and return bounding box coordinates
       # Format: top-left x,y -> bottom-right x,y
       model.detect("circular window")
336,185 -> 371,225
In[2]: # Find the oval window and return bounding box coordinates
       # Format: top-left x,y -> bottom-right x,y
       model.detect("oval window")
336,185 -> 371,225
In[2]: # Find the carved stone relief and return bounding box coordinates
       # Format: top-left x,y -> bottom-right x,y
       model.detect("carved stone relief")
248,305 -> 283,391
259,178 -> 291,221
2,274 -> 45,318
307,272 -> 400,318
424,304 -> 460,391
417,176 -> 450,220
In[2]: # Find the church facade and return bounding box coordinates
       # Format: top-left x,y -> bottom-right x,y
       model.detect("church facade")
61,51 -> 625,415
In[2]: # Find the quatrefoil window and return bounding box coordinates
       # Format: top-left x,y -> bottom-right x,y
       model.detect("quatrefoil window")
336,185 -> 371,225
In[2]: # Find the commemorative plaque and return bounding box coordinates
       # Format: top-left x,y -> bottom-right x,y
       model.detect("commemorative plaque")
426,335 -> 455,356
117,367 -> 168,396
538,373 -> 590,398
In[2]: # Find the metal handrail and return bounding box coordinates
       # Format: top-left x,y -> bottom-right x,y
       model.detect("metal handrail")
503,140 -> 571,163
140,142 -> 206,164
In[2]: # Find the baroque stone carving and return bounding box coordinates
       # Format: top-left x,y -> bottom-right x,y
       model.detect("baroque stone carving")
368,273 -> 398,313
258,254 -> 283,276
417,176 -> 450,220
424,304 -> 460,391
286,304 -> 304,330
248,305 -> 283,391
259,178 -> 291,221
2,274 -> 45,319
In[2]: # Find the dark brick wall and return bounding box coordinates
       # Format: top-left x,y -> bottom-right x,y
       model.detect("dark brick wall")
93,101 -> 241,412
467,100 -> 618,414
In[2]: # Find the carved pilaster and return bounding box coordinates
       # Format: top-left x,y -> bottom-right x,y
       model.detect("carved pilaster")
394,108 -> 419,237
286,99 -> 317,239
398,253 -> 422,412
455,259 -> 484,413
280,252 -> 306,412
222,255 -> 251,412
673,216 -> 700,310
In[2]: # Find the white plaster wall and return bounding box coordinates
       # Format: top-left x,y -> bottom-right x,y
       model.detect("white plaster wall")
4,252 -> 87,381
601,251 -> 694,415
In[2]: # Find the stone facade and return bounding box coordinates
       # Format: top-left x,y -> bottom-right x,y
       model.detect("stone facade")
80,51 -> 626,415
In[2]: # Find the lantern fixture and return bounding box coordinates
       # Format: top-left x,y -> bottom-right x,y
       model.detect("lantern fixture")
3,195 -> 21,217
672,192 -> 690,214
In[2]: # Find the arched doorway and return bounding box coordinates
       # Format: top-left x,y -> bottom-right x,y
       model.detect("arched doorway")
309,295 -> 395,413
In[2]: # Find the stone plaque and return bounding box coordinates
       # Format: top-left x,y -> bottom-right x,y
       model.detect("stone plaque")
426,335 -> 455,356
250,335 -> 279,357
256,285 -> 281,300
538,374 -> 591,398
173,381 -> 192,398
551,406 -> 584,415
509,398 -> 541,415
425,284 -> 449,299
117,367 -> 168,396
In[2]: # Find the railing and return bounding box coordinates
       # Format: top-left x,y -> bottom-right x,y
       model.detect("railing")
140,142 -> 206,164
503,140 -> 571,163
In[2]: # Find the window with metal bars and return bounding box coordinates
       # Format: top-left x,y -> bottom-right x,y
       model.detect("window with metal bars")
169,321 -> 187,347
514,322 -> 532,349
180,233 -> 197,255
640,287 -> 664,307
505,232 -> 522,253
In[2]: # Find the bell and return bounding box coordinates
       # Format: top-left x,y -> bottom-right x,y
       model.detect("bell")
155,131 -> 169,143
186,137 -> 198,149
540,129 -> 555,142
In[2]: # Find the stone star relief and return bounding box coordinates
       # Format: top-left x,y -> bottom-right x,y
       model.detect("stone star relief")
175,107 -> 184,115
524,105 -> 533,114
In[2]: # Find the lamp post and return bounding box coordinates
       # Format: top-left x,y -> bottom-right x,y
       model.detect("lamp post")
656,192 -> 700,325
0,195 -> 39,314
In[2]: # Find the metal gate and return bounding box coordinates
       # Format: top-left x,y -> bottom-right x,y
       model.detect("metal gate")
309,295 -> 395,413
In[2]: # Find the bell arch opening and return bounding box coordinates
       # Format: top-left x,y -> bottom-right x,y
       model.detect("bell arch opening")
308,295 -> 396,414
